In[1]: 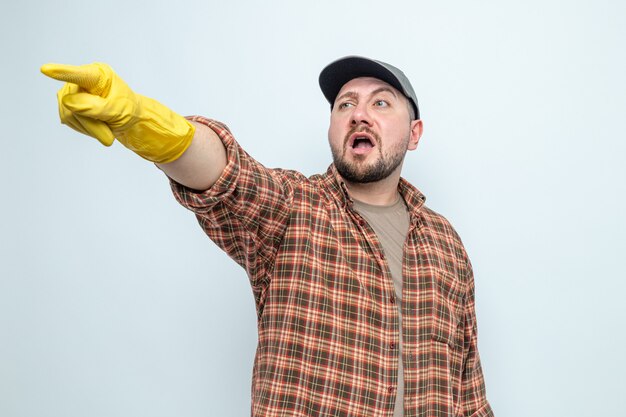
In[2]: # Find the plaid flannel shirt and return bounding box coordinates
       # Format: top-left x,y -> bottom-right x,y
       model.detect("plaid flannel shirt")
171,116 -> 494,417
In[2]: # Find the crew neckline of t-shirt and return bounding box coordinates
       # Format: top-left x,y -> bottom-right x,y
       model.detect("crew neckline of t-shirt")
352,194 -> 406,214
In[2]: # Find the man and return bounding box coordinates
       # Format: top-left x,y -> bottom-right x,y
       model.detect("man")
42,56 -> 494,417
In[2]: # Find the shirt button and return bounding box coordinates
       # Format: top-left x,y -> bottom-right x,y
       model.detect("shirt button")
390,342 -> 396,349
388,386 -> 394,394
389,296 -> 396,304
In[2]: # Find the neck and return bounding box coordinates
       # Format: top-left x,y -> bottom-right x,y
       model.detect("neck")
342,172 -> 401,206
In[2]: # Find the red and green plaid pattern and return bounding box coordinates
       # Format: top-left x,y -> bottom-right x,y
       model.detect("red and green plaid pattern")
171,116 -> 494,417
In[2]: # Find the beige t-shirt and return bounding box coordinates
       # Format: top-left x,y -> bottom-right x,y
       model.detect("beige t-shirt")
353,195 -> 410,417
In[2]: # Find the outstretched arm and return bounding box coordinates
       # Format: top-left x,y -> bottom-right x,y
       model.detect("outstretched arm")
41,62 -> 226,190
156,120 -> 226,191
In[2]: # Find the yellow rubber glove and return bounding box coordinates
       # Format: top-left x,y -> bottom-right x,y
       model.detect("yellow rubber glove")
41,62 -> 195,163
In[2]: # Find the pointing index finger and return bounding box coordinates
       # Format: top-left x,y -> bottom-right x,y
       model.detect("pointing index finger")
40,63 -> 108,95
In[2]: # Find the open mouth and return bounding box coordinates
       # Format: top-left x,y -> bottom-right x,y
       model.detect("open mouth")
352,136 -> 374,149
349,131 -> 376,151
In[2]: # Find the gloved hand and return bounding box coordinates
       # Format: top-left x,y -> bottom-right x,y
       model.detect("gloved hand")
41,62 -> 195,163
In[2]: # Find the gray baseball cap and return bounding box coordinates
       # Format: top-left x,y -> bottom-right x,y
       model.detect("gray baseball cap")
319,55 -> 420,119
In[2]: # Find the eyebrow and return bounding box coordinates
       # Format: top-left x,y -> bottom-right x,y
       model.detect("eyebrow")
370,87 -> 398,99
335,87 -> 399,104
335,91 -> 358,103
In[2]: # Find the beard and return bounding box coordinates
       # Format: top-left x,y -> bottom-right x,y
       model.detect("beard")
330,126 -> 409,184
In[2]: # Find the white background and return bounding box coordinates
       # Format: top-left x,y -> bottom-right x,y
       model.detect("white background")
1,1 -> 625,416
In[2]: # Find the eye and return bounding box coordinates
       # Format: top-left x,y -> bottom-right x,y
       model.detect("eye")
374,99 -> 389,107
337,102 -> 354,109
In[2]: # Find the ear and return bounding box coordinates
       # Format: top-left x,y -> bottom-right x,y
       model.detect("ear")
407,119 -> 423,151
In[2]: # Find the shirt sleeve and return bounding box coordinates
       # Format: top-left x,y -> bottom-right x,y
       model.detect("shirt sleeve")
460,262 -> 495,417
169,116 -> 295,291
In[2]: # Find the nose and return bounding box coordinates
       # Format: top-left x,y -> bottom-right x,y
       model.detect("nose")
350,102 -> 372,126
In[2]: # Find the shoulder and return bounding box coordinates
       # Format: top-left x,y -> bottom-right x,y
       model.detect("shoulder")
420,205 -> 462,241
418,204 -> 472,268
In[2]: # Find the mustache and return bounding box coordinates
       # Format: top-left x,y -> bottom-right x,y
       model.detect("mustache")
343,126 -> 381,147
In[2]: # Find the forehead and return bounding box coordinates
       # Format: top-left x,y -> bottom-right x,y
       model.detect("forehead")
336,77 -> 402,99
